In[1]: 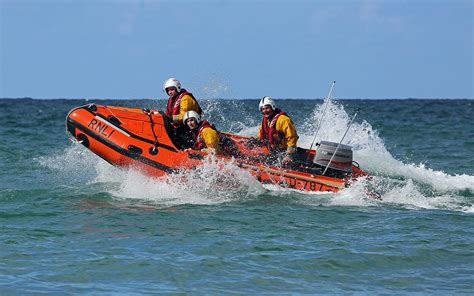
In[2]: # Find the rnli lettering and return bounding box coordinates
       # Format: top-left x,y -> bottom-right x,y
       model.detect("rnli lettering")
88,118 -> 115,138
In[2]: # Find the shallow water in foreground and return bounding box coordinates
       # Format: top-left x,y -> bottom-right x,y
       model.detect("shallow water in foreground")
1,98 -> 473,294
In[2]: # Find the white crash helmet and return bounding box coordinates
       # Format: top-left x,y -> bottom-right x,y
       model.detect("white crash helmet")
163,78 -> 181,93
183,110 -> 201,124
259,96 -> 276,111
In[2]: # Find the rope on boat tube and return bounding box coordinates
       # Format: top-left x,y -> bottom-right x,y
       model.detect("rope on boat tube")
143,108 -> 159,154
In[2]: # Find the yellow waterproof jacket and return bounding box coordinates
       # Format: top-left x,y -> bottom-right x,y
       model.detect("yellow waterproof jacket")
173,94 -> 201,125
198,126 -> 222,154
258,113 -> 298,153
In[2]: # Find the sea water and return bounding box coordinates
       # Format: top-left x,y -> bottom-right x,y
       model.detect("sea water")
0,98 -> 473,294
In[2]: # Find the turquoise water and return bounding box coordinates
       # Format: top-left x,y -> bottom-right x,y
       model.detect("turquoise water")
1,98 -> 473,294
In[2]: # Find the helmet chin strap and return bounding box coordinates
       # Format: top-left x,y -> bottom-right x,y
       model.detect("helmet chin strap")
261,105 -> 275,117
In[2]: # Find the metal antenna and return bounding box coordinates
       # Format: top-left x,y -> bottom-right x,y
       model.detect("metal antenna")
307,81 -> 336,161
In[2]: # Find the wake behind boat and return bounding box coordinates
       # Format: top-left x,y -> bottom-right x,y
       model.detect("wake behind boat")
66,104 -> 369,193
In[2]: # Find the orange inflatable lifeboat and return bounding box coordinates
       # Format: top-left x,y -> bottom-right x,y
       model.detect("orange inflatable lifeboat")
66,104 -> 368,193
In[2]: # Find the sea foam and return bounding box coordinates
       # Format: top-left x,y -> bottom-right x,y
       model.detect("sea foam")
39,98 -> 473,212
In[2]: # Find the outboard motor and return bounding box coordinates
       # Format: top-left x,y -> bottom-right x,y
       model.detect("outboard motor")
313,141 -> 353,176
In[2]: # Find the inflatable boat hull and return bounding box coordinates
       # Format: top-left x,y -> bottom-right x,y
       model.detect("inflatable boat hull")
66,104 -> 367,193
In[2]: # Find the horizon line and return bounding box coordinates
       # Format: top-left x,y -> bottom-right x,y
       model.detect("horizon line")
1,97 -> 473,101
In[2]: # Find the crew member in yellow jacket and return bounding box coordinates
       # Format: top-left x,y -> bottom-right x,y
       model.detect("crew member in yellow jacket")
163,78 -> 202,149
257,96 -> 298,164
163,78 -> 202,126
183,111 -> 222,155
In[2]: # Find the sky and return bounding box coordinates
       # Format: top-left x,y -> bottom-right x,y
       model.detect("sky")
0,0 -> 472,99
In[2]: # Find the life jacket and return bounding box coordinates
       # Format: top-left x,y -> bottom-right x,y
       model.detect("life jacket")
259,109 -> 286,148
193,120 -> 217,150
192,121 -> 239,156
165,89 -> 202,117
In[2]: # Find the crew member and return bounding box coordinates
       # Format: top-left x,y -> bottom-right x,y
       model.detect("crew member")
163,77 -> 202,126
257,96 -> 298,164
183,111 -> 222,154
163,78 -> 202,148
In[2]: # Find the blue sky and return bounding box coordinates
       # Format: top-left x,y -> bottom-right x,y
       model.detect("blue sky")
1,0 -> 472,99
